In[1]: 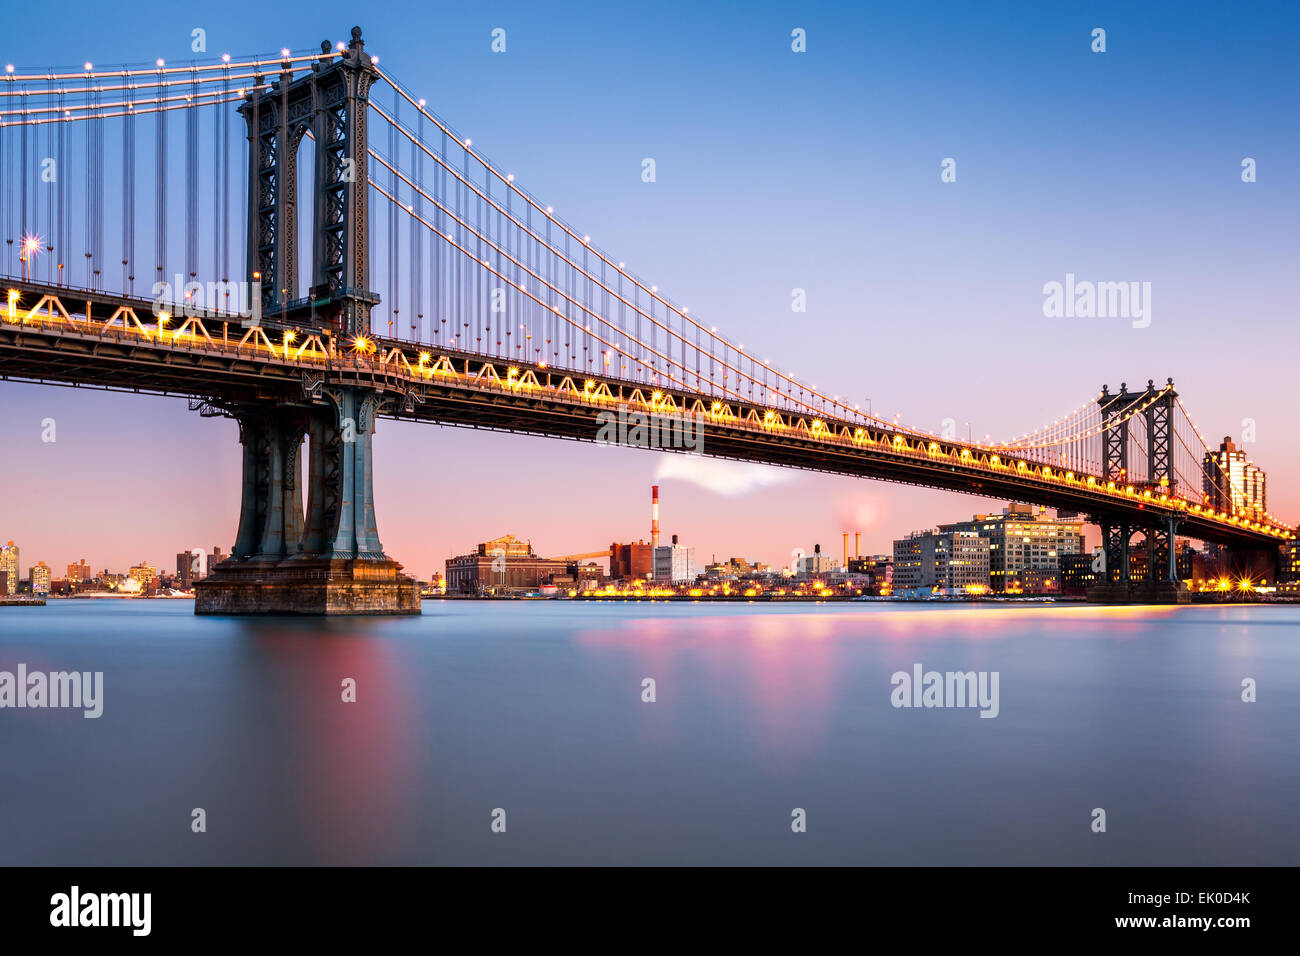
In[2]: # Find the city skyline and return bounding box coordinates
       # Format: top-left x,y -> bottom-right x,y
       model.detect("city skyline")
0,491 -> 1278,592
2,0 -> 1297,576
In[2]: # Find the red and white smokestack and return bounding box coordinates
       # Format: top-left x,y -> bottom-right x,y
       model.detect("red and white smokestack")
651,485 -> 660,550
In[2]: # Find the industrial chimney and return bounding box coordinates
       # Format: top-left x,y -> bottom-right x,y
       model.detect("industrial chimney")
842,532 -> 849,569
651,485 -> 660,550
855,531 -> 861,559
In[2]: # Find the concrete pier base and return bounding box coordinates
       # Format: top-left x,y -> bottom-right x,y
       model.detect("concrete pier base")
194,557 -> 421,615
197,388 -> 421,617
1085,580 -> 1191,604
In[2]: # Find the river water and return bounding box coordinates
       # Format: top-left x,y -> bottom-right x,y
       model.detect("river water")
1,599 -> 1296,865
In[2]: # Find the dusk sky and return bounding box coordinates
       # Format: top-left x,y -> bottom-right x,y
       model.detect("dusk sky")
2,0 -> 1297,577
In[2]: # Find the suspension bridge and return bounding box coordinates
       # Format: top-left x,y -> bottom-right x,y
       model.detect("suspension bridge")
0,28 -> 1293,613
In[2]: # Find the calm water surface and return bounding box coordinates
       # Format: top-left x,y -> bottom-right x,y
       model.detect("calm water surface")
1,599 -> 1297,865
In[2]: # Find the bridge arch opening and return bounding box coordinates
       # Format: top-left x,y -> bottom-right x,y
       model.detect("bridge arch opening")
293,129 -> 316,307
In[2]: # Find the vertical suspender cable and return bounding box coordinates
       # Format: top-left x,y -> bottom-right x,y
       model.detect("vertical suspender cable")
212,70 -> 221,290
121,79 -> 130,291
125,77 -> 136,294
44,77 -> 53,283
1,108 -> 7,275
1,97 -> 8,273
220,62 -> 230,290
56,82 -> 66,284
155,63 -> 166,293
546,216 -> 554,359
434,127 -> 441,344
412,104 -> 423,341
92,83 -> 103,290
21,82 -> 30,277
389,94 -> 398,337
186,66 -> 198,289
476,156 -> 484,354
80,84 -> 90,285
461,146 -> 469,351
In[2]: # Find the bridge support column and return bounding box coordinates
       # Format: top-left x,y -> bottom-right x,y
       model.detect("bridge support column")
1119,521 -> 1131,583
1099,522 -> 1130,585
1165,513 -> 1178,584
1087,514 -> 1188,604
227,409 -> 308,559
195,389 -> 419,616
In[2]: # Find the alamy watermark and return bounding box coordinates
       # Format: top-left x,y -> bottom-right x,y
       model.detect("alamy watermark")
890,663 -> 999,718
50,886 -> 150,936
150,276 -> 263,326
596,404 -> 703,453
0,664 -> 103,718
1042,273 -> 1151,328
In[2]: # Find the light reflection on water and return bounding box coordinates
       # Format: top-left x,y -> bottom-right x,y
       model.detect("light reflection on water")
1,599 -> 1297,865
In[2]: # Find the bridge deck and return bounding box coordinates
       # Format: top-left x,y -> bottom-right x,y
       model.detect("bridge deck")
1,280 -> 1291,550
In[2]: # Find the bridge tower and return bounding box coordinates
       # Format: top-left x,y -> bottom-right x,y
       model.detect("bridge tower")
1088,380 -> 1188,603
1096,383 -> 1134,584
241,28 -> 379,333
195,28 -> 419,615
1142,378 -> 1179,583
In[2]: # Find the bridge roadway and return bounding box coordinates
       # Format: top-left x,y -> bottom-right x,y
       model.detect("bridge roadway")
0,278 -> 1293,552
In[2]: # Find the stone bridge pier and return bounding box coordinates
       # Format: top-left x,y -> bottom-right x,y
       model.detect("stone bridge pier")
195,387 -> 420,615
1087,513 -> 1190,604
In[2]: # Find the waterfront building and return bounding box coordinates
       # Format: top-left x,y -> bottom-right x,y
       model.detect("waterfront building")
175,550 -> 210,589
0,541 -> 18,596
445,534 -> 570,594
176,552 -> 195,589
66,559 -> 92,583
891,530 -> 990,594
846,554 -> 892,590
1005,567 -> 1060,595
29,561 -> 51,595
799,544 -> 836,578
1060,552 -> 1100,596
548,563 -> 606,592
610,540 -> 654,581
1283,532 -> 1300,593
126,562 -> 158,594
703,556 -> 768,581
892,534 -> 926,590
939,504 -> 1084,594
1203,437 -> 1267,519
654,535 -> 697,584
